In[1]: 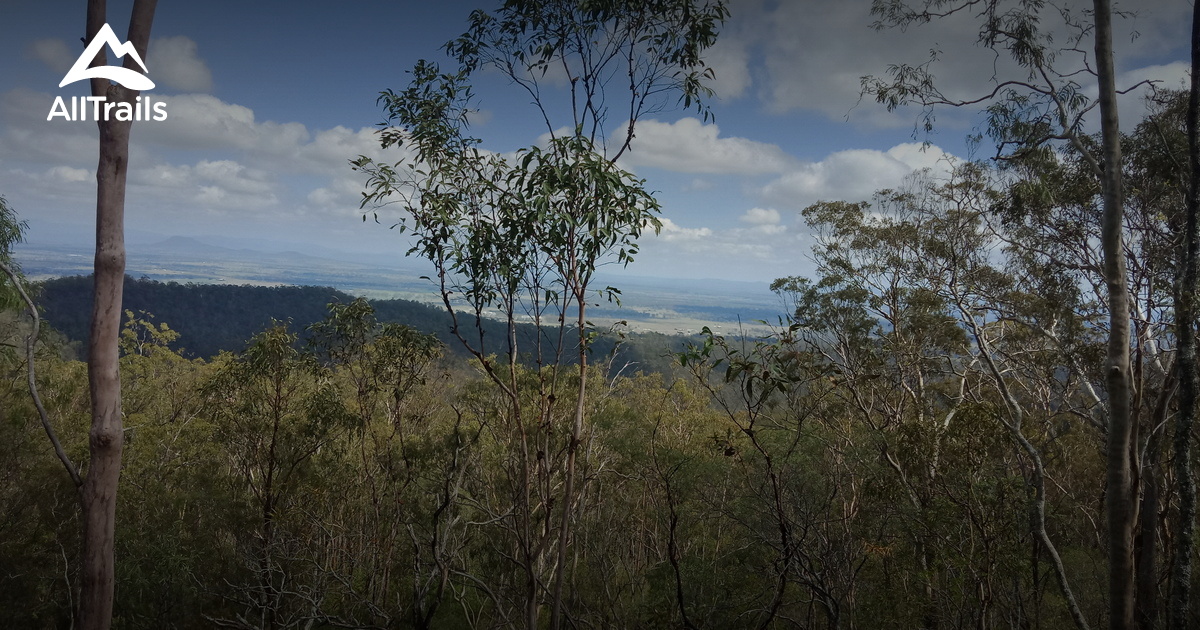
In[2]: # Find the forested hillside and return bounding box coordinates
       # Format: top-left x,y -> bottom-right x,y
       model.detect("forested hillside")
35,275 -> 684,373
37,276 -> 462,358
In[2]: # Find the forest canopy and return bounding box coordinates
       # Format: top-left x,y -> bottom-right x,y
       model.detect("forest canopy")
3,0 -> 1199,628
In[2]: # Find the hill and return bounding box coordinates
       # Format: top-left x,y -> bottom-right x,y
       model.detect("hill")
35,276 -> 686,373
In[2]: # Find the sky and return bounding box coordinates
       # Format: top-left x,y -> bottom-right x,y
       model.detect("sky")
0,0 -> 1192,283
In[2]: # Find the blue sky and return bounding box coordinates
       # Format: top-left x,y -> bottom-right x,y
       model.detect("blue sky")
0,0 -> 1192,282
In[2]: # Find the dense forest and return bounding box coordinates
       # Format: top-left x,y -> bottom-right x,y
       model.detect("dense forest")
6,0 -> 1200,628
34,276 -> 684,372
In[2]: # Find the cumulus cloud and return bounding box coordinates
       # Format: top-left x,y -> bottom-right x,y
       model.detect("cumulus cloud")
0,85 -> 406,229
743,0 -> 993,124
740,207 -> 780,225
632,141 -> 960,280
28,38 -> 75,74
306,172 -> 371,216
740,207 -> 785,234
132,94 -> 397,173
703,38 -> 752,100
636,208 -> 801,280
299,126 -> 390,173
761,143 -> 955,211
1113,61 -> 1191,130
657,217 -> 713,241
130,159 -> 277,211
46,165 -> 91,183
720,0 -> 1189,130
148,36 -> 214,93
0,88 -> 106,167
137,94 -> 310,153
623,117 -> 796,175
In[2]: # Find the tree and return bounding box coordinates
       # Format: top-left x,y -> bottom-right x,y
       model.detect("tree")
1169,6 -> 1200,628
201,325 -> 349,629
1088,6 -> 1137,628
305,299 -> 461,630
748,165 -> 1100,628
355,2 -> 727,627
863,1 -> 1138,626
112,312 -> 219,626
0,197 -> 82,496
78,2 -> 159,628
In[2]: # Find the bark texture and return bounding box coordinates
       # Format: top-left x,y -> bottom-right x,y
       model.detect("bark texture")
1092,1 -> 1135,628
1169,4 -> 1200,629
78,1 -> 158,628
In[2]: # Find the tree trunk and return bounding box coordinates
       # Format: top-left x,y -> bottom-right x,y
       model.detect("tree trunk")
1169,4 -> 1200,629
550,294 -> 588,630
1092,1 -> 1136,629
77,2 -> 157,629
1135,435 -> 1160,630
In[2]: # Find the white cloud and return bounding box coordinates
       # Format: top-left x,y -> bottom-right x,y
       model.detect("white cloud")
741,207 -> 785,235
623,117 -> 796,175
148,36 -> 214,93
0,87 -> 401,229
723,0 -> 1190,131
1115,62 -> 1191,130
745,0 -> 993,124
135,95 -> 397,176
0,88 -> 101,167
129,159 -> 277,211
657,217 -> 712,241
631,140 -> 959,281
46,165 -> 90,183
761,143 -> 955,211
138,94 -> 310,153
704,38 -> 751,100
298,125 -> 390,173
28,38 -> 74,75
306,172 -> 369,216
1119,62 -> 1190,92
740,207 -> 780,225
636,208 -> 801,280
466,108 -> 493,127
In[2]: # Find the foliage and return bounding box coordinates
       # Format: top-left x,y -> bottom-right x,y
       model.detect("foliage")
3,148 -> 1199,627
36,275 -> 675,369
8,2 -> 1200,629
355,4 -> 726,626
0,195 -> 28,313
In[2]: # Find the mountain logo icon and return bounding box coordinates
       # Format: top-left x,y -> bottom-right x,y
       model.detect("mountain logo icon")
59,23 -> 155,91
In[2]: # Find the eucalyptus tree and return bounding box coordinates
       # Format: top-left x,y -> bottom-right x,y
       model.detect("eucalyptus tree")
863,1 -> 1143,625
355,1 -> 727,626
0,197 -> 27,311
200,326 -> 349,629
1171,9 -> 1200,627
996,97 -> 1200,628
680,323 -> 862,629
77,2 -> 159,628
2,3 -> 162,627
762,165 -> 1098,628
305,299 -> 462,630
0,198 -> 78,493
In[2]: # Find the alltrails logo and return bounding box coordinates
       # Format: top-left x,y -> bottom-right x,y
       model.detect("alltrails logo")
47,23 -> 167,122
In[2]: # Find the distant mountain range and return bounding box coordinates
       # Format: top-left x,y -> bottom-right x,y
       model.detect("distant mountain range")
138,236 -> 383,268
35,275 -> 689,376
16,236 -> 785,335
